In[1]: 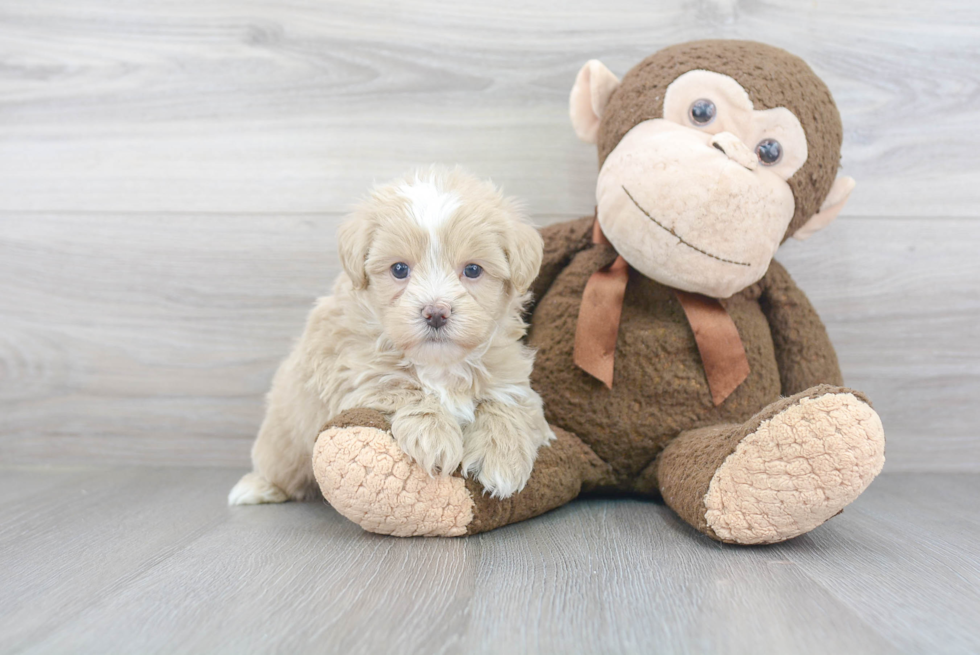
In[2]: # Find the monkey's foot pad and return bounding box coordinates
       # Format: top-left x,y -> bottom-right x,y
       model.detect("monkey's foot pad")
704,391 -> 886,545
313,425 -> 474,537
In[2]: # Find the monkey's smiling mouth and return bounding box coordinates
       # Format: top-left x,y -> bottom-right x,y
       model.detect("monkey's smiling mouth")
622,186 -> 751,267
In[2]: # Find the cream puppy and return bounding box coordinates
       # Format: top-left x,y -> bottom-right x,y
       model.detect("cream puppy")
229,166 -> 553,505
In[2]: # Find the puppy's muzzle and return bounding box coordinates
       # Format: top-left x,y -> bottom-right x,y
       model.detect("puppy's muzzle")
422,303 -> 451,329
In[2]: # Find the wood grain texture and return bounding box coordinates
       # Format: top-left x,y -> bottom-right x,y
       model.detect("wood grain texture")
2,468 -> 977,654
0,0 -> 978,217
0,0 -> 978,469
2,213 -> 977,470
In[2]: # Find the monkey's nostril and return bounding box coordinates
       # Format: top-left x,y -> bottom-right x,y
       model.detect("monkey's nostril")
709,132 -> 757,171
422,304 -> 451,329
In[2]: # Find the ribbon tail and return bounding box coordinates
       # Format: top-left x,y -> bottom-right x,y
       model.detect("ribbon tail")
573,255 -> 629,388
674,290 -> 750,406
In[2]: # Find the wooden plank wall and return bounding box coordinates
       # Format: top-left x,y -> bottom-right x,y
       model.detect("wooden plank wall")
1,0 -> 977,470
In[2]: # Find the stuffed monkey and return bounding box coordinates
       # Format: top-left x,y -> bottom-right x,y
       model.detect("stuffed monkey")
312,40 -> 885,544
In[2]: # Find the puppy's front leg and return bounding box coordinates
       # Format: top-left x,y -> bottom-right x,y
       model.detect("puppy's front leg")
462,400 -> 553,499
390,395 -> 464,477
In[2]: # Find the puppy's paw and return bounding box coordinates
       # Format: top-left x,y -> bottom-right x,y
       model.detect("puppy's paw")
462,402 -> 552,499
228,472 -> 289,505
467,445 -> 534,500
391,403 -> 464,477
462,427 -> 538,499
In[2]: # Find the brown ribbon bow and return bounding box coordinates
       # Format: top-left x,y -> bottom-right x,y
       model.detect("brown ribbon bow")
572,218 -> 750,406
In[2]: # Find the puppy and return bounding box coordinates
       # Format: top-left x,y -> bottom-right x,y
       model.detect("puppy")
229,166 -> 554,506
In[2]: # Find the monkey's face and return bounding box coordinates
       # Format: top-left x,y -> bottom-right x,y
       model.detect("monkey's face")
596,70 -> 809,298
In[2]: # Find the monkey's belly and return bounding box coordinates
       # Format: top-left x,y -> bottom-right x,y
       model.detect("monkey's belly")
528,250 -> 782,487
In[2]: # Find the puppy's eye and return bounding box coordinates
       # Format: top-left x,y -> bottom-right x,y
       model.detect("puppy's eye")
755,139 -> 782,165
689,99 -> 716,126
390,262 -> 410,279
463,263 -> 483,279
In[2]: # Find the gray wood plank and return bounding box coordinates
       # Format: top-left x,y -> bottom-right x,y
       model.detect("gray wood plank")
0,467 -> 242,652
0,466 -> 103,506
777,217 -> 980,472
0,0 -> 977,217
16,488 -> 479,654
462,502 -> 901,655
767,474 -> 980,654
2,213 -> 976,470
16,468 -> 959,655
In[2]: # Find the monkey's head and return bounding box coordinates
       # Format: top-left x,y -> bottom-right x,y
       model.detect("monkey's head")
570,40 -> 855,298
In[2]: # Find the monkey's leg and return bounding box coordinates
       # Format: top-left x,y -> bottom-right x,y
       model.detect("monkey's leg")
313,409 -> 612,537
653,385 -> 885,544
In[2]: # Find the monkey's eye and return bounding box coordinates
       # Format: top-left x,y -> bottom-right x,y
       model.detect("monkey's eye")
463,263 -> 483,279
689,99 -> 716,126
756,139 -> 782,166
390,262 -> 410,279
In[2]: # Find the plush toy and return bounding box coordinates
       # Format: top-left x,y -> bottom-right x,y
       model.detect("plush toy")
312,40 -> 885,544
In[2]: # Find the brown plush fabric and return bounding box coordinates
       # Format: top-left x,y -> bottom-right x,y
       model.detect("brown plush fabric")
653,384 -> 867,538
654,423 -> 742,536
596,40 -> 843,239
528,228 -> 805,486
760,261 -> 844,394
321,408 -> 391,434
527,215 -> 595,317
464,425 -> 614,535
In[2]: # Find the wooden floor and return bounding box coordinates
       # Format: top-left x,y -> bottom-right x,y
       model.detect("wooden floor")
1,469 -> 977,655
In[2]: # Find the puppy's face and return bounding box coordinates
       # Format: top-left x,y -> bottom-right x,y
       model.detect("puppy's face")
338,168 -> 543,365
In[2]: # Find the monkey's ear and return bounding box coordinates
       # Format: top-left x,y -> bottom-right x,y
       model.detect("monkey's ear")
337,213 -> 373,290
793,176 -> 856,241
569,60 -> 621,144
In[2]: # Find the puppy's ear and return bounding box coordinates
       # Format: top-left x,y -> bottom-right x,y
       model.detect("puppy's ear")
337,213 -> 373,290
505,217 -> 544,296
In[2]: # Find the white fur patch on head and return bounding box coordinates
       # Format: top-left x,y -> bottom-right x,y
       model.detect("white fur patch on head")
397,177 -> 461,242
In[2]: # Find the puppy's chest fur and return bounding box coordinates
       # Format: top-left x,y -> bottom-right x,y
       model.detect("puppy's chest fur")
337,350 -> 528,427
414,363 -> 480,424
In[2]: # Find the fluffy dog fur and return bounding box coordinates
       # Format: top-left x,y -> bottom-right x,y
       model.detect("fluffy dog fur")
229,166 -> 554,506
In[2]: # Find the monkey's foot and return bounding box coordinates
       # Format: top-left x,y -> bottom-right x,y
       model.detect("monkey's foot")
705,387 -> 885,544
313,410 -> 474,537
314,409 -> 607,537
658,385 -> 886,545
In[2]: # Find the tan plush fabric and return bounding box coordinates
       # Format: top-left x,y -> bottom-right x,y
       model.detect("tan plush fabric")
654,385 -> 881,542
312,418 -> 612,537
703,389 -> 885,544
313,410 -> 474,537
597,40 -> 843,240
596,119 -> 796,297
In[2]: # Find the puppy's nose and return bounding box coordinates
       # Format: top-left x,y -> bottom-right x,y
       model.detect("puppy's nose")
422,303 -> 451,329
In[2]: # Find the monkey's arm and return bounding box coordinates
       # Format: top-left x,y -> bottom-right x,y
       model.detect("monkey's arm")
759,260 -> 844,395
527,215 -> 595,314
